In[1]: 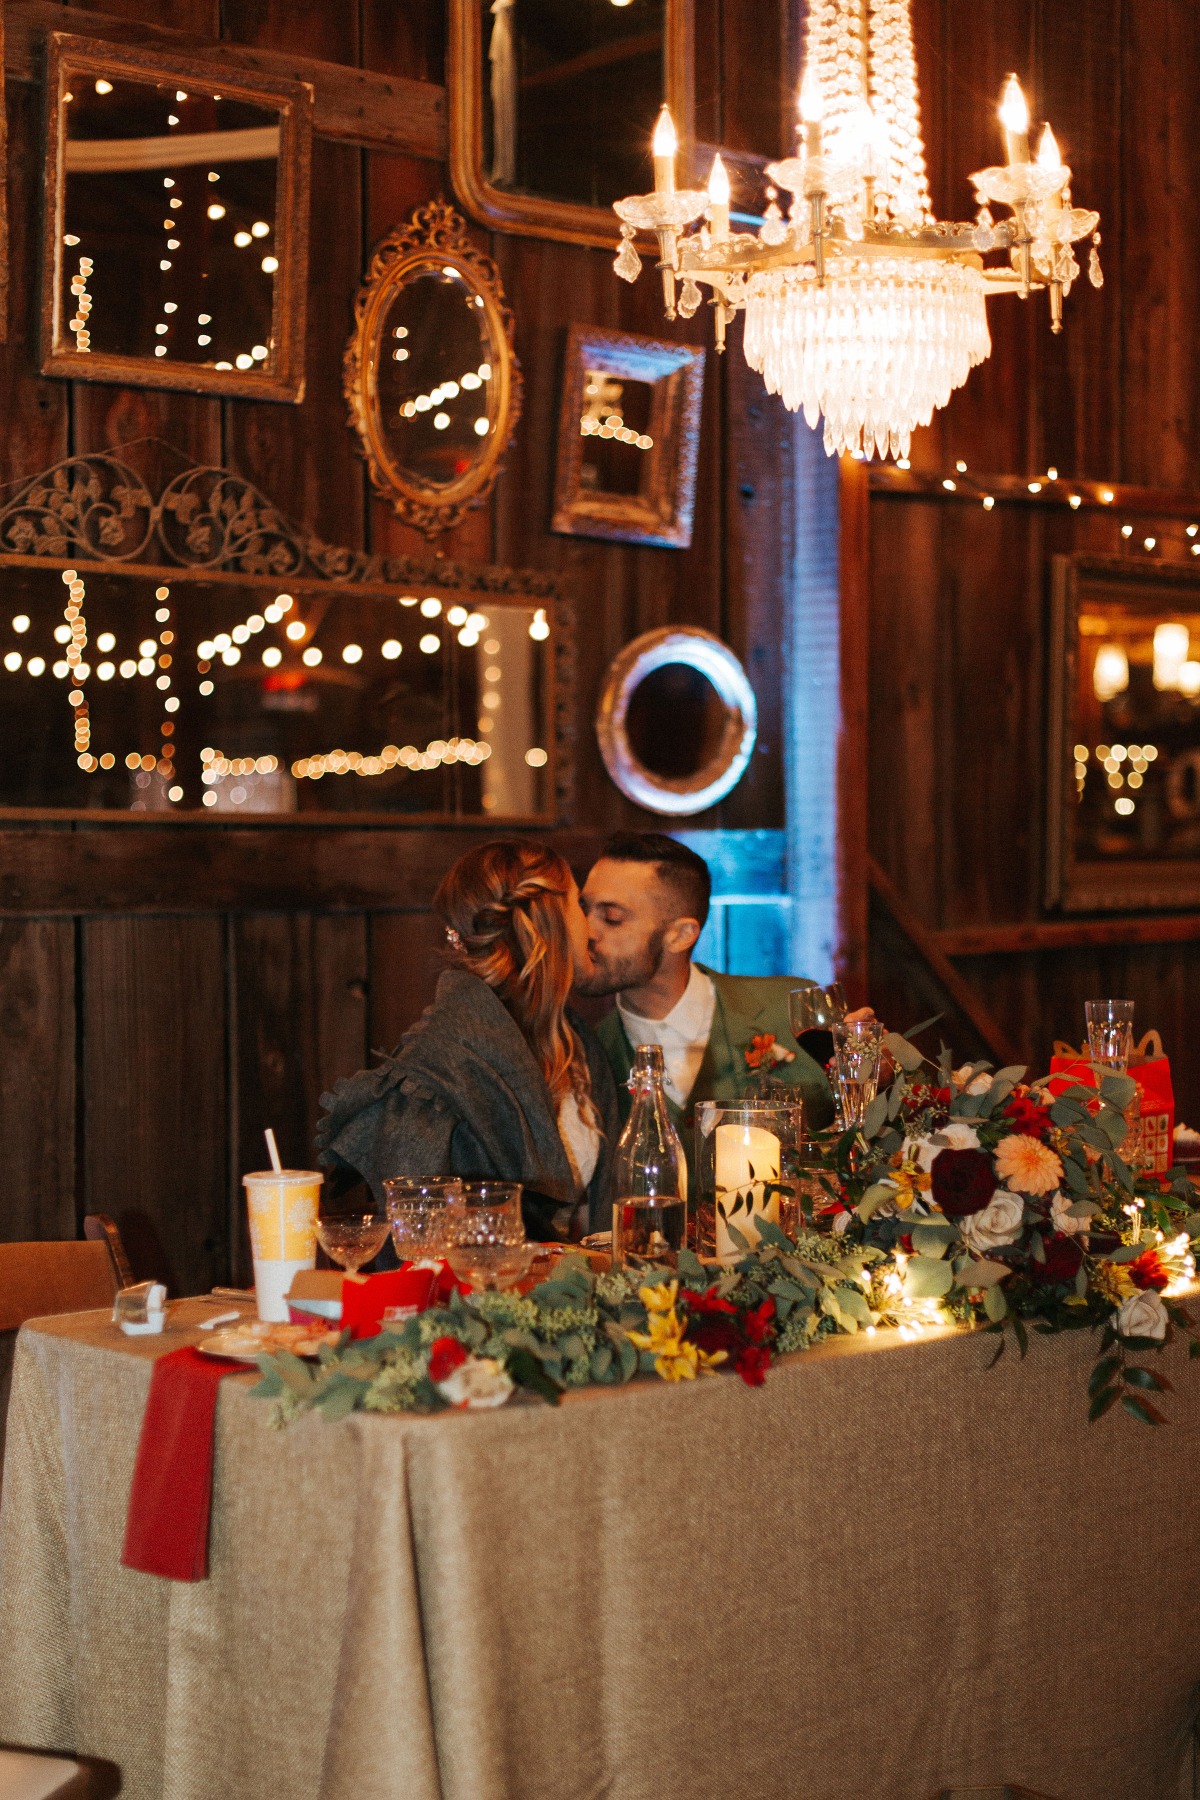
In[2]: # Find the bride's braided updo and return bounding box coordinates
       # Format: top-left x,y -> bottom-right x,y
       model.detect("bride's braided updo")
434,840 -> 597,1120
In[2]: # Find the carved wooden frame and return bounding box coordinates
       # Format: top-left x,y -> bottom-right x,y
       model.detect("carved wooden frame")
41,32 -> 312,401
0,449 -> 573,825
343,203 -> 522,542
1047,553 -> 1200,911
448,0 -> 694,250
552,323 -> 704,550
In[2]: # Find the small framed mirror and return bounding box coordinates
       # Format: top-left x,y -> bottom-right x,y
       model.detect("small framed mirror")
449,0 -> 693,249
553,324 -> 704,549
42,34 -> 312,401
344,203 -> 522,541
596,626 -> 756,815
1048,554 -> 1200,910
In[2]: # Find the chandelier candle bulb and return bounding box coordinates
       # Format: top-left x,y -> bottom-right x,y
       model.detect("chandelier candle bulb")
1000,75 -> 1031,164
707,154 -> 730,242
798,65 -> 825,161
651,105 -> 677,196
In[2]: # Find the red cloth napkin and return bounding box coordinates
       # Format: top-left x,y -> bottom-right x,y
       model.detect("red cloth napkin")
122,1347 -> 244,1582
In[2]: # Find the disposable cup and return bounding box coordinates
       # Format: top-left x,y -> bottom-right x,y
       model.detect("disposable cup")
243,1169 -> 322,1322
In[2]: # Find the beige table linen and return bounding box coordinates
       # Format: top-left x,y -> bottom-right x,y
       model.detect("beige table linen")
1,1299 -> 1198,1800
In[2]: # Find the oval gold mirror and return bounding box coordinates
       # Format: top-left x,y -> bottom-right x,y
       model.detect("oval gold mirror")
596,626 -> 757,815
344,202 -> 522,540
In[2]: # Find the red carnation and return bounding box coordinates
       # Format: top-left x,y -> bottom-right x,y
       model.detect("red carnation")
735,1344 -> 771,1387
1127,1249 -> 1170,1293
683,1286 -> 738,1319
1004,1093 -> 1052,1138
428,1336 -> 469,1383
742,1299 -> 776,1346
930,1147 -> 996,1218
1036,1233 -> 1083,1286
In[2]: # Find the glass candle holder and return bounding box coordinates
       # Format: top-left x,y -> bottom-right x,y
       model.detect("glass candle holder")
695,1100 -> 807,1263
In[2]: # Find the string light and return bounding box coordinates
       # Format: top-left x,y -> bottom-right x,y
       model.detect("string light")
68,256 -> 93,353
291,737 -> 492,780
399,362 -> 493,423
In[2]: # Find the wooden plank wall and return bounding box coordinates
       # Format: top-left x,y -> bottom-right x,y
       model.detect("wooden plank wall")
0,0 -> 803,1287
868,0 -> 1200,1119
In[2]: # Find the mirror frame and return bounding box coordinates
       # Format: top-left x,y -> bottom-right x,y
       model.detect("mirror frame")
448,0 -> 694,250
41,32 -> 313,402
595,626 -> 756,816
1047,553 -> 1200,911
0,449 -> 572,827
343,202 -> 522,542
552,323 -> 704,550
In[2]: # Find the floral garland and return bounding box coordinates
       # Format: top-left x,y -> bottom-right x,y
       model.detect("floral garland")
249,1030 -> 1200,1428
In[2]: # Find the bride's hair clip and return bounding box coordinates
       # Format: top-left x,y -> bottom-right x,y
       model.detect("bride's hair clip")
445,925 -> 463,950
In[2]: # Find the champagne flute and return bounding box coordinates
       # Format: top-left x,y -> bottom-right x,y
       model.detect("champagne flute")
832,1018 -> 885,1129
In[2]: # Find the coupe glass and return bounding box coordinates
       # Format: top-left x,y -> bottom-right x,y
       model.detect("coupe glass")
788,981 -> 848,1071
315,1209 -> 390,1273
383,1176 -> 463,1262
444,1200 -> 532,1292
832,1017 -> 885,1129
1085,998 -> 1135,1077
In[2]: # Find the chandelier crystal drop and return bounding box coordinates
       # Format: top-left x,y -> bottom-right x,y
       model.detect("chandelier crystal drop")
611,0 -> 1099,461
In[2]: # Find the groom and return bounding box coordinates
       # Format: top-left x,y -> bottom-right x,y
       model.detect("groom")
575,833 -> 844,1145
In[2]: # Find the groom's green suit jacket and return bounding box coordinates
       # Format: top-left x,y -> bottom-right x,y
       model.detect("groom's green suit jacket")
594,964 -> 835,1185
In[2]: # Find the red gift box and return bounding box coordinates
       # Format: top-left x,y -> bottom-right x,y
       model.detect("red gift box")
1048,1031 -> 1175,1174
339,1263 -> 468,1338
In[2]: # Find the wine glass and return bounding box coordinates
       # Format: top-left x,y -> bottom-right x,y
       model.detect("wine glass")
444,1196 -> 532,1292
788,981 -> 848,1071
315,1209 -> 390,1273
457,1180 -> 523,1227
383,1177 -> 463,1263
832,1018 -> 885,1129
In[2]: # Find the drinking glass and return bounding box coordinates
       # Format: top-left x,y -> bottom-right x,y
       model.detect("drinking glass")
383,1176 -> 463,1262
832,1018 -> 885,1128
456,1180 -> 523,1228
788,981 -> 848,1070
315,1209 -> 390,1273
1085,998 -> 1135,1077
444,1203 -> 533,1291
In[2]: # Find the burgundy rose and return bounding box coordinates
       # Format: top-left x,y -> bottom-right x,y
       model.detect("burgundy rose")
1036,1233 -> 1083,1286
930,1147 -> 996,1218
687,1317 -> 742,1358
735,1344 -> 771,1387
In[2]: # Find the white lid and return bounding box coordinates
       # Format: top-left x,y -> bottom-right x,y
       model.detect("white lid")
242,1169 -> 323,1184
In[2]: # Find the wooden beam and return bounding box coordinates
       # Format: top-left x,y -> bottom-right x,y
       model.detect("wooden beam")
867,857 -> 1021,1067
5,1 -> 446,159
935,914 -> 1200,956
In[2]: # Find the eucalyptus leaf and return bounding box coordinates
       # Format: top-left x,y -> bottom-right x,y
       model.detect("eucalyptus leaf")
911,1221 -> 958,1260
983,1282 -> 1008,1323
901,1013 -> 944,1041
904,1256 -> 954,1300
857,1181 -> 898,1222
1099,1072 -> 1138,1110
862,1093 -> 890,1138
753,1216 -> 792,1252
676,1247 -> 708,1284
1066,1199 -> 1101,1218
963,1257 -> 1009,1288
883,1031 -> 925,1073
270,1350 -> 316,1399
835,1283 -> 873,1326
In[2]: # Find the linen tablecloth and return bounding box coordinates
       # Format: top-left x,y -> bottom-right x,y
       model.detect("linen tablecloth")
0,1299 -> 1197,1800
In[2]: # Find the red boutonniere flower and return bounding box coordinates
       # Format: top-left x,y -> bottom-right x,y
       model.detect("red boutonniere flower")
744,1032 -> 796,1072
427,1336 -> 470,1383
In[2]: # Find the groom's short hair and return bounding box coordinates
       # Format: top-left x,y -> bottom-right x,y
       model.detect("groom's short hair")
599,832 -> 711,928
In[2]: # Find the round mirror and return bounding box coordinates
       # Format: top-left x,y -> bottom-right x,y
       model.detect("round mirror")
344,203 -> 522,539
595,627 -> 757,815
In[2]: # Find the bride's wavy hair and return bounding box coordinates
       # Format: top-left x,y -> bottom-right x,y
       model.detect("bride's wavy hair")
434,840 -> 598,1121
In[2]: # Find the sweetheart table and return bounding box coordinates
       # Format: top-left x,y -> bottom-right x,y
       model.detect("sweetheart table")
0,1298 -> 1198,1800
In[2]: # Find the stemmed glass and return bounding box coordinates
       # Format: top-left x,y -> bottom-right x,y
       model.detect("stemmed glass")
383,1177 -> 463,1262
832,1018 -> 885,1129
315,1208 -> 390,1273
788,982 -> 848,1070
444,1182 -> 532,1291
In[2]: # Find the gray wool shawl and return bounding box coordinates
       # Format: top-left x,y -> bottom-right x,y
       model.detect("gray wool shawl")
315,968 -> 619,1237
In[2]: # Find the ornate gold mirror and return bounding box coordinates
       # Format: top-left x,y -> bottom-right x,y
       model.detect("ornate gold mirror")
42,34 -> 312,401
449,0 -> 693,249
596,626 -> 756,816
344,204 -> 522,541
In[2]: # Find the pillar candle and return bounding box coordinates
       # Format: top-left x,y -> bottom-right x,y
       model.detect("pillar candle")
714,1123 -> 781,1262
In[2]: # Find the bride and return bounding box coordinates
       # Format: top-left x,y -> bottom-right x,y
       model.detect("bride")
317,840 -> 617,1240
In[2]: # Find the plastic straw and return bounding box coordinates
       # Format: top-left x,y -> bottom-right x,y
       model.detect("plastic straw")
265,1128 -> 283,1173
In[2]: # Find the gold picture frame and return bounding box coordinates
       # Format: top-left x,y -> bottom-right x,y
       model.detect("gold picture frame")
448,0 -> 693,250
343,202 -> 522,542
552,323 -> 704,549
41,33 -> 312,402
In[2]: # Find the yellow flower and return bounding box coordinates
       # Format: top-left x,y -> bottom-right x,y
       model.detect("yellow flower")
994,1132 -> 1063,1196
627,1292 -> 727,1382
639,1280 -> 679,1315
890,1165 -> 931,1210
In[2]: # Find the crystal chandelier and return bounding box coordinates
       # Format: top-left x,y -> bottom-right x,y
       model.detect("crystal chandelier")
611,0 -> 1100,462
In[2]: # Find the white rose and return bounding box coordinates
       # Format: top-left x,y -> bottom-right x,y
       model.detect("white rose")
1116,1289 -> 1168,1343
903,1122 -> 981,1172
436,1356 -> 514,1409
1049,1189 -> 1089,1239
953,1065 -> 992,1096
959,1189 -> 1025,1254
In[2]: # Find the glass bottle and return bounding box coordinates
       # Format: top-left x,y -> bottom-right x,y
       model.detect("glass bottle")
612,1044 -> 687,1268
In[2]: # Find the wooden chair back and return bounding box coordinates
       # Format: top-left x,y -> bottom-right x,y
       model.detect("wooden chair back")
0,1746 -> 121,1798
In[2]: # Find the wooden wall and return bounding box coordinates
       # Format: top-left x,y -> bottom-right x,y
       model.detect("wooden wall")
0,0 -> 802,1287
866,0 -> 1200,1120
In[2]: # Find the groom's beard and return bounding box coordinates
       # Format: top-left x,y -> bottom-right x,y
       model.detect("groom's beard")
572,925 -> 667,999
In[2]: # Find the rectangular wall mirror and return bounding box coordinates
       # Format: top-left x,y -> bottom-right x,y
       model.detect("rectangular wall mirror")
1048,555 -> 1200,910
0,455 -> 565,823
449,0 -> 692,248
552,323 -> 704,548
42,34 -> 312,401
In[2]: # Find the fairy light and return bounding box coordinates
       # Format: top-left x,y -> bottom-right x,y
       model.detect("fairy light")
529,608 -> 550,642
290,737 -> 492,781
399,361 -> 493,422
68,256 -> 93,353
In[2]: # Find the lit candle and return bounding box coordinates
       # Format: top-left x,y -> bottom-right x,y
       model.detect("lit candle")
798,65 -> 825,161
652,104 -> 677,196
714,1123 -> 781,1262
707,153 -> 730,241
999,75 -> 1030,164
1037,122 -> 1064,204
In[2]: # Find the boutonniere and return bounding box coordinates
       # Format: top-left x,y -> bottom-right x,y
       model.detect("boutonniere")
743,1032 -> 795,1072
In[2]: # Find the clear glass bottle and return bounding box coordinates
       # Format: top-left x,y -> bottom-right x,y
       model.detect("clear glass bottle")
612,1044 -> 687,1268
